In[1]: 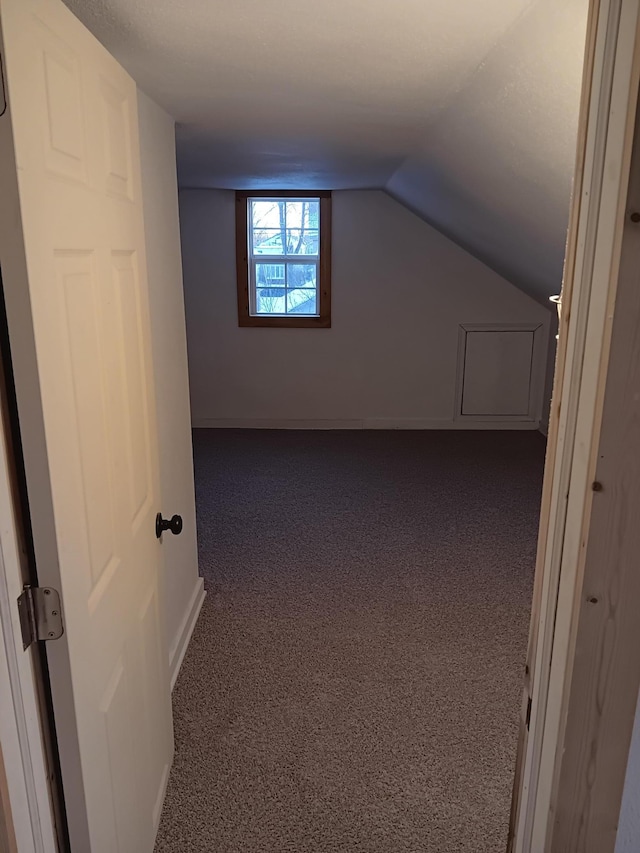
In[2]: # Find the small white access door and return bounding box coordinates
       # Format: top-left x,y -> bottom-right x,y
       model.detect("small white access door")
0,0 -> 173,849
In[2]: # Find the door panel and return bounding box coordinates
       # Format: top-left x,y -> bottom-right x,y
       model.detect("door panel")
0,0 -> 173,848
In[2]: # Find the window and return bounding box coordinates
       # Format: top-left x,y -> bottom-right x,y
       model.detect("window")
236,191 -> 331,327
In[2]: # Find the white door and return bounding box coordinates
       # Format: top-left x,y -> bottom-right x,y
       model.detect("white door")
0,0 -> 173,849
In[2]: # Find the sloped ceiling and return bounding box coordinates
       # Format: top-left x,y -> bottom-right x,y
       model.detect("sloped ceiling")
63,0 -> 589,304
387,0 -> 589,303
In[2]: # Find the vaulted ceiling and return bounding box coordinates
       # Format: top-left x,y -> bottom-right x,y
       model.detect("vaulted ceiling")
63,0 -> 589,304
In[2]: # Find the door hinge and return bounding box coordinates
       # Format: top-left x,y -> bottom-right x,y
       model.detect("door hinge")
525,695 -> 532,730
17,585 -> 64,650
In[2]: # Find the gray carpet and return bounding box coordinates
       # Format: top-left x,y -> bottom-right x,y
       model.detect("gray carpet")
155,430 -> 545,853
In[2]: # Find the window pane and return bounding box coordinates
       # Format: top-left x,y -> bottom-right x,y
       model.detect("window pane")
256,263 -> 285,286
287,290 -> 317,314
307,201 -> 320,228
252,228 -> 284,255
287,264 -> 316,289
250,199 -> 321,256
286,200 -> 319,230
251,200 -> 284,230
285,230 -> 319,255
256,289 -> 286,314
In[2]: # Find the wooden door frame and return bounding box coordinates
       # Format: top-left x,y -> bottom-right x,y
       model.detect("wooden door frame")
0,301 -> 58,852
511,0 -> 640,849
547,74 -> 640,851
0,740 -> 19,853
0,523 -> 56,853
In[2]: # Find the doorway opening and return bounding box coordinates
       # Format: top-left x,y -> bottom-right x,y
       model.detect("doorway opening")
5,0 -> 640,850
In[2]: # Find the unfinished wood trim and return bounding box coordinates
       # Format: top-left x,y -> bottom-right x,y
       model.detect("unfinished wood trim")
507,1 -> 604,837
547,77 -> 640,853
235,191 -> 332,328
236,190 -> 330,199
509,1 -> 640,849
318,194 -> 332,327
235,193 -> 250,324
539,4 -> 640,848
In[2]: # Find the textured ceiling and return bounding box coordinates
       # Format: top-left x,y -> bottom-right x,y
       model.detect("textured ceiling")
63,0 -> 589,303
63,0 -> 533,188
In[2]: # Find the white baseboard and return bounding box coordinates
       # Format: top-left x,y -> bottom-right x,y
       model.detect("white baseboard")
192,417 -> 540,431
152,761 -> 171,837
169,577 -> 205,691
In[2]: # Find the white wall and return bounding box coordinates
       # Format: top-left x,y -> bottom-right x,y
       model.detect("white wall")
137,91 -> 204,687
180,188 -> 551,428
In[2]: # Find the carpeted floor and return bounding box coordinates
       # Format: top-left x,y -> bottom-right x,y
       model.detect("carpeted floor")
155,430 -> 546,853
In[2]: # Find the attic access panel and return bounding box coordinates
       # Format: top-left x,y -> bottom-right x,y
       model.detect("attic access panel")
455,324 -> 544,422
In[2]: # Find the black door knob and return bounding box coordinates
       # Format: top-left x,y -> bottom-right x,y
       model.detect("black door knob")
156,513 -> 183,539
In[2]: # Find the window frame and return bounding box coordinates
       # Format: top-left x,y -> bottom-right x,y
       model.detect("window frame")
236,190 -> 332,328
